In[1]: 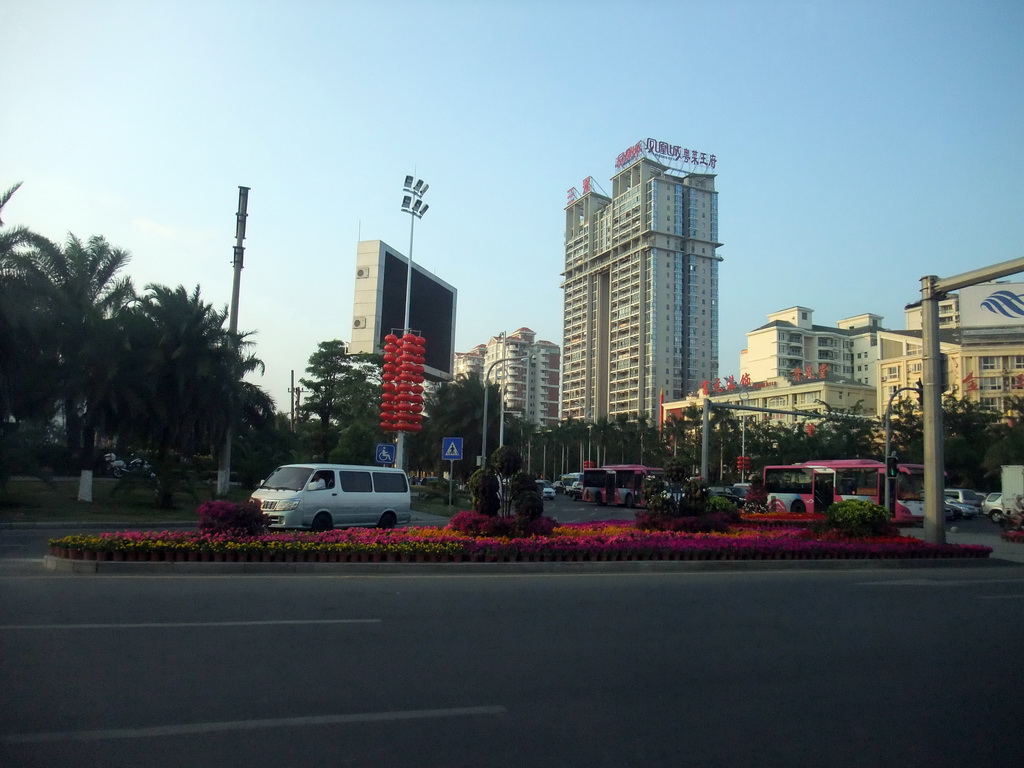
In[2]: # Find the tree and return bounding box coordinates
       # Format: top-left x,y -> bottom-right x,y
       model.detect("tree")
118,284 -> 273,506
14,234 -> 136,499
0,182 -> 60,429
421,375 -> 492,482
298,341 -> 381,460
982,396 -> 1024,485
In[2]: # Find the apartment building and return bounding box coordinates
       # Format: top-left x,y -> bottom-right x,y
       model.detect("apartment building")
455,329 -> 561,427
562,143 -> 721,423
740,307 -> 884,387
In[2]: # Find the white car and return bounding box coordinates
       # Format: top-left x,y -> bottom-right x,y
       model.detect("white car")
981,492 -> 1003,519
536,481 -> 556,501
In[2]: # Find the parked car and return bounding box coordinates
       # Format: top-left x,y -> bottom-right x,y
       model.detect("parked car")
729,484 -> 749,509
709,488 -> 743,506
536,480 -> 556,501
944,498 -> 976,521
982,492 -> 1003,520
566,480 -> 584,500
943,488 -> 984,514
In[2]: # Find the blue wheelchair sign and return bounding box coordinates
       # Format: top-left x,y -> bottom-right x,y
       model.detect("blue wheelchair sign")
375,443 -> 397,465
442,437 -> 463,461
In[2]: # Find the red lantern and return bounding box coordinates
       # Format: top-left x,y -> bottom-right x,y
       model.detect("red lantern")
385,334 -> 399,344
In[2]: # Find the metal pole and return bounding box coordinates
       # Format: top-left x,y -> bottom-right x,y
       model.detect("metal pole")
921,276 -> 945,544
700,398 -> 711,480
395,214 -> 416,472
217,186 -> 249,497
481,384 -> 490,469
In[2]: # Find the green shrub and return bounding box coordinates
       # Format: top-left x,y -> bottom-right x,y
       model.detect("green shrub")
707,494 -> 738,515
824,499 -> 896,538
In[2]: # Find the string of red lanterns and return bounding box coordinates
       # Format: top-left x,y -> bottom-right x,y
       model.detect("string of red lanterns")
380,332 -> 426,433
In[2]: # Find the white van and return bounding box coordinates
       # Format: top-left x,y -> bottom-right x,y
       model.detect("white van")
250,463 -> 412,531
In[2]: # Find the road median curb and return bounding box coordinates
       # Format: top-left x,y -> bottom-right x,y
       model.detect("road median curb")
41,554 -> 1020,575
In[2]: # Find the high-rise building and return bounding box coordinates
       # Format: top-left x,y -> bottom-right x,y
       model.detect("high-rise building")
562,141 -> 722,421
454,328 -> 561,427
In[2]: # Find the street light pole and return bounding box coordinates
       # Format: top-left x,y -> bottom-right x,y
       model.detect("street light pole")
481,355 -> 527,468
396,176 -> 429,470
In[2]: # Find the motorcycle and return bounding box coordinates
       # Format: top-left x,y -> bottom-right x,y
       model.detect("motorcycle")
103,453 -> 151,479
103,453 -> 127,478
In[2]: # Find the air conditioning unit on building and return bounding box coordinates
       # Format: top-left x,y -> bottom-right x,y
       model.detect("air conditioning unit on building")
356,267 -> 369,278
353,317 -> 366,329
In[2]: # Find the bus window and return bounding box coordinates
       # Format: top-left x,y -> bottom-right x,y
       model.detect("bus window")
764,467 -> 813,495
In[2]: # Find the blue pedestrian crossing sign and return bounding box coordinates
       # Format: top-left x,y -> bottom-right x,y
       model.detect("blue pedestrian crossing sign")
442,437 -> 463,461
375,443 -> 396,465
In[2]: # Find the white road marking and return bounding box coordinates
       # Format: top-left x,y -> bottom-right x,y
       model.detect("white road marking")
1,705 -> 509,743
0,619 -> 380,630
978,594 -> 1024,599
858,578 -> 1024,586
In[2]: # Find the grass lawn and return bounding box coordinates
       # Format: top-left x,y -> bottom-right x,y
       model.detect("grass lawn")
1,476 -> 465,524
0,476 -> 250,524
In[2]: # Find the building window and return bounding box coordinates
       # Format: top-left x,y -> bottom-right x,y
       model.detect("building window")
980,356 -> 999,371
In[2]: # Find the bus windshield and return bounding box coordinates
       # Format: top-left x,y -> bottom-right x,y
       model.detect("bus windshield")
897,470 -> 924,502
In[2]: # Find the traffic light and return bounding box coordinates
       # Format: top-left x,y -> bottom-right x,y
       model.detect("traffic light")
886,455 -> 899,478
939,353 -> 950,393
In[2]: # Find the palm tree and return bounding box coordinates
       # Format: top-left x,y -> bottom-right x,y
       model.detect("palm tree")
0,183 -> 59,427
120,284 -> 272,505
15,234 -> 135,499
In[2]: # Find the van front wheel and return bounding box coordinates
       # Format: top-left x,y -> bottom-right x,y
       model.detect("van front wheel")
311,512 -> 333,532
377,511 -> 397,529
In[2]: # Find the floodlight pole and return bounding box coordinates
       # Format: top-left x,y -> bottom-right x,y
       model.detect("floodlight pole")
217,186 -> 249,497
396,176 -> 428,471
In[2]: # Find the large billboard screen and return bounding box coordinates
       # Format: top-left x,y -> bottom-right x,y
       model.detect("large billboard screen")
381,250 -> 456,379
960,282 -> 1024,328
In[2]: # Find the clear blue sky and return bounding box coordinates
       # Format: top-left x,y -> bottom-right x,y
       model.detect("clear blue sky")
3,0 -> 1022,411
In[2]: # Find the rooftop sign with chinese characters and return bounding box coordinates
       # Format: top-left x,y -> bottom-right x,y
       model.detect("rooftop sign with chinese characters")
615,138 -> 717,171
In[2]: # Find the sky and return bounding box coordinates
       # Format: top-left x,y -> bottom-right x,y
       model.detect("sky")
3,0 -> 1023,412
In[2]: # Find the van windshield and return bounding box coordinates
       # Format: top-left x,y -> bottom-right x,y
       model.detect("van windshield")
262,466 -> 314,491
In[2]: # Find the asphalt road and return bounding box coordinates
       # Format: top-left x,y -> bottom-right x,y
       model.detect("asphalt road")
2,549 -> 1023,766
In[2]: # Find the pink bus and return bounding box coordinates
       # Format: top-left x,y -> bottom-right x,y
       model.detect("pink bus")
762,459 -> 924,523
580,464 -> 662,508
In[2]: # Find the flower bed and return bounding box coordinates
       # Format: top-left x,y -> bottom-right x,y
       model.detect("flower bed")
47,519 -> 992,564
1001,531 -> 1024,544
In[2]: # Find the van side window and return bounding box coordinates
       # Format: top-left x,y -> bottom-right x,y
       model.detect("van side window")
338,471 -> 372,493
373,472 -> 408,493
312,470 -> 335,489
